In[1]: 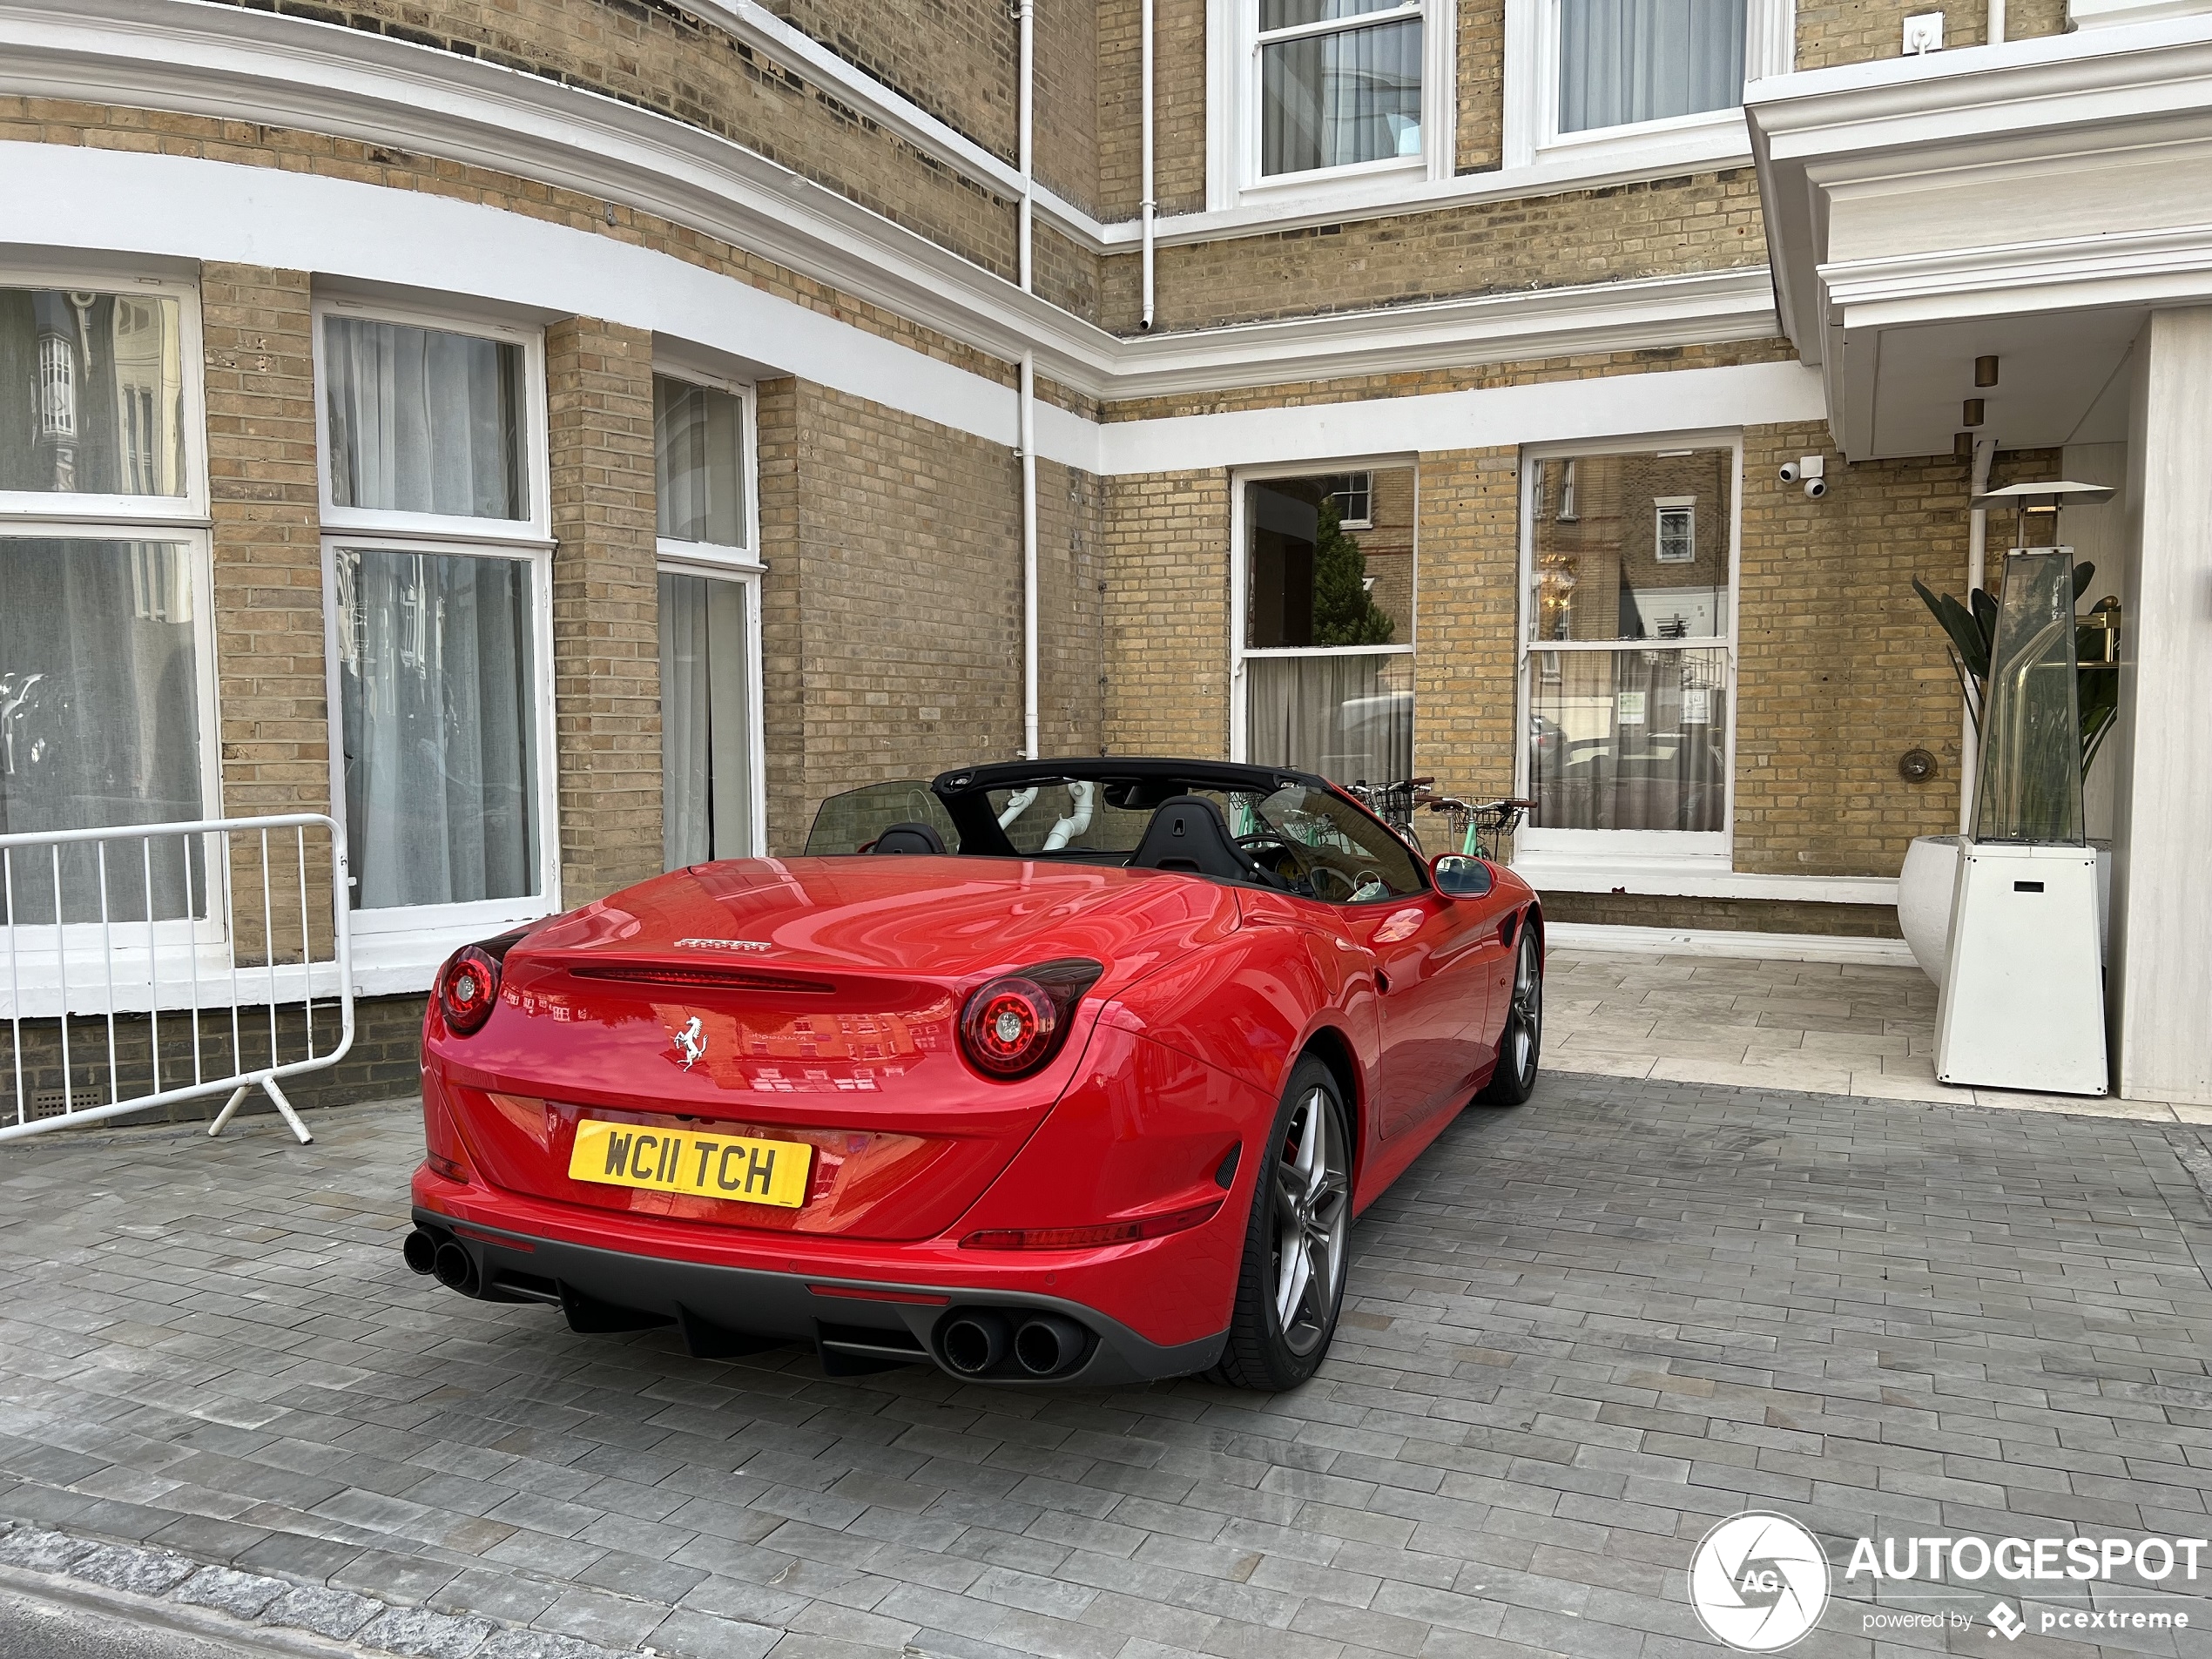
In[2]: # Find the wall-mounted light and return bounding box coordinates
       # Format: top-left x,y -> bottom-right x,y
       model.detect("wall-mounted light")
1974,355 -> 2000,388
1963,398 -> 1985,428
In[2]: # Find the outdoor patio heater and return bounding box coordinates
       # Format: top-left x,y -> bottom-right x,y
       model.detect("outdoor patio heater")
1934,481 -> 2115,1096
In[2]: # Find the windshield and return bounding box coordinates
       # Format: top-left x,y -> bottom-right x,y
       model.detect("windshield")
988,779 -> 1421,904
803,773 -> 1423,905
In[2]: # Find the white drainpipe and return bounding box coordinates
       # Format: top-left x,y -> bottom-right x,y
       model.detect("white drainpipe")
1960,433 -> 1997,833
1141,0 -> 1157,329
1988,0 -> 2006,43
1021,350 -> 1040,760
1016,0 -> 1040,759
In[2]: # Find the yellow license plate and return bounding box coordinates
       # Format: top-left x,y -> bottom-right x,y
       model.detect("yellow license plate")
568,1118 -> 813,1208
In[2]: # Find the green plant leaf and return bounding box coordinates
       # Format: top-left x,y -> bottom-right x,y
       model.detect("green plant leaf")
2073,559 -> 2096,599
1915,578 -> 1993,692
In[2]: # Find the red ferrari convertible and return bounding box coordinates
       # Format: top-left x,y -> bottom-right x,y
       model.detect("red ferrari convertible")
405,759 -> 1542,1390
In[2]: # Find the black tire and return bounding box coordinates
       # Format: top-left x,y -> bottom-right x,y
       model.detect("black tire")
1477,927 -> 1542,1106
1212,1055 -> 1352,1392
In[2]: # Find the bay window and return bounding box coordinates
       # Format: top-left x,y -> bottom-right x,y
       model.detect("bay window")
1233,464 -> 1416,787
1520,442 -> 1737,854
654,369 -> 762,869
315,300 -> 555,929
0,278 -> 213,924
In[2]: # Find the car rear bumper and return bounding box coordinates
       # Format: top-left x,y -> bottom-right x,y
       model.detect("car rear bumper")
408,1200 -> 1230,1387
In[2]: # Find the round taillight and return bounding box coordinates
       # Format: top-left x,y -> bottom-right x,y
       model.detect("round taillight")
438,947 -> 501,1036
960,977 -> 1058,1077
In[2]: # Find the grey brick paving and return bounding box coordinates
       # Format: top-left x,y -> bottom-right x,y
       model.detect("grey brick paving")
6,1076 -> 2212,1656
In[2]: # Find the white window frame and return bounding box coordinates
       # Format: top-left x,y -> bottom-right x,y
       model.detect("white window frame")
1501,0 -> 1792,173
1514,432 -> 1741,867
1228,455 -> 1419,768
311,293 -> 551,546
1654,496 -> 1696,563
1208,0 -> 1459,213
312,296 -> 559,949
0,268 -> 226,964
652,360 -> 767,862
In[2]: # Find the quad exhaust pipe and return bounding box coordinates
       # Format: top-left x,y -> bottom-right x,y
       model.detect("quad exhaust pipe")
940,1307 -> 1090,1379
404,1228 -> 483,1298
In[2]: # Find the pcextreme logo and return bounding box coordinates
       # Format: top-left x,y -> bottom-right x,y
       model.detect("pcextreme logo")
1689,1513 -> 1831,1651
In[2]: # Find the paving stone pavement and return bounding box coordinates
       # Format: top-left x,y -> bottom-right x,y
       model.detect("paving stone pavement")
4,1076 -> 2212,1658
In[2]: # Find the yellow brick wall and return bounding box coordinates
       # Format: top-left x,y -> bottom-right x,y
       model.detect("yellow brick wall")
1457,0 -> 1507,174
1103,170 -> 1768,333
545,316 -> 664,903
1795,0 -> 2066,68
759,382 -> 1107,851
1410,448 -> 1521,801
224,0 -> 1025,283
1103,470 -> 1233,758
200,265 -> 330,820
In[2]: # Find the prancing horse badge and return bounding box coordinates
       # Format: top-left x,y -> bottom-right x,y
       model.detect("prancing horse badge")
671,1017 -> 706,1070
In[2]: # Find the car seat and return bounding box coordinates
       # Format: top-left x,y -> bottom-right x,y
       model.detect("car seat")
1127,795 -> 1270,884
868,821 -> 946,854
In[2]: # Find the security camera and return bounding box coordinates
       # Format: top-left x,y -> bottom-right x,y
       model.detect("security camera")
1804,476 -> 1828,500
1777,462 -> 1800,484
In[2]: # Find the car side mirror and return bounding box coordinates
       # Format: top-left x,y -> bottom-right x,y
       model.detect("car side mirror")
1432,853 -> 1493,897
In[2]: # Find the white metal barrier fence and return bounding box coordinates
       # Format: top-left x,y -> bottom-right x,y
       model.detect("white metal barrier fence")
0,813 -> 353,1144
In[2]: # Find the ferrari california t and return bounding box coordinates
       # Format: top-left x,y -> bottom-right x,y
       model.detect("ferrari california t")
405,759 -> 1543,1390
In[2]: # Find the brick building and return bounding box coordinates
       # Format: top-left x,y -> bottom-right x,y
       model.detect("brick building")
1,0 -> 2205,1104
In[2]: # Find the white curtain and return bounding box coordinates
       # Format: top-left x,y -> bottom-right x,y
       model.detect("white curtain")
338,548 -> 537,909
324,317 -> 523,520
1246,654 -> 1413,786
1557,0 -> 1746,134
660,573 -> 753,869
1527,647 -> 1727,831
654,379 -> 747,548
0,537 -> 204,922
1261,17 -> 1423,175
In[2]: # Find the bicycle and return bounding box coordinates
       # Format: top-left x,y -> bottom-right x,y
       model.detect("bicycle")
1425,793 -> 1535,862
1344,776 -> 1435,847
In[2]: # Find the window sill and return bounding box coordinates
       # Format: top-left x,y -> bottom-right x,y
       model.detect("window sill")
1530,106 -> 1750,173
1231,154 -> 1428,215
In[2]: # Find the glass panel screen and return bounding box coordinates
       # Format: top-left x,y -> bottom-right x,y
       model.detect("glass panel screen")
1529,448 -> 1730,642
1261,18 -> 1422,174
1527,646 -> 1728,831
334,547 -> 539,908
1558,0 -> 1746,134
0,290 -> 186,497
655,376 -> 747,548
323,317 -> 526,519
1972,549 -> 2084,845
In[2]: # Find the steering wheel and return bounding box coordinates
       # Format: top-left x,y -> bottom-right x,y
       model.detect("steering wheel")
1305,865 -> 1359,903
1235,833 -> 1303,888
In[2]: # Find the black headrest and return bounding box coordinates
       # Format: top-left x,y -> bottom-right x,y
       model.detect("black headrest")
868,821 -> 946,854
1128,795 -> 1262,883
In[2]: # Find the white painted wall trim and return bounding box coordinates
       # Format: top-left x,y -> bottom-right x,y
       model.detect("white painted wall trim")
1097,360 -> 1825,474
1547,921 -> 1918,964
4,141 -> 1805,478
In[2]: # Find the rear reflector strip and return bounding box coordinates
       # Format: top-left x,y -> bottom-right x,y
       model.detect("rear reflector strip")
570,964 -> 836,994
451,1224 -> 531,1252
807,1285 -> 950,1305
960,1198 -> 1224,1251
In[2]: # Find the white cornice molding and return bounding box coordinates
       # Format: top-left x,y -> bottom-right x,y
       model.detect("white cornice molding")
0,0 -> 1782,405
1749,15 -> 2212,354
1109,268 -> 1780,399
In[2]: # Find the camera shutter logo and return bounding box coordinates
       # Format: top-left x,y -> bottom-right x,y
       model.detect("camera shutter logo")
1689,1513 -> 1831,1651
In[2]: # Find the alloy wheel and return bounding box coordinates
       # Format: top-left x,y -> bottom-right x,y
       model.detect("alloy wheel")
1507,933 -> 1542,1082
1270,1086 -> 1349,1356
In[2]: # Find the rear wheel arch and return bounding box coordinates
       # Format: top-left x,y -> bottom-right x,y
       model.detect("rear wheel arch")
1295,1025 -> 1364,1162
